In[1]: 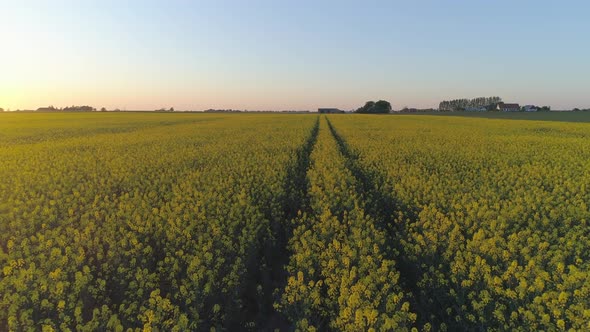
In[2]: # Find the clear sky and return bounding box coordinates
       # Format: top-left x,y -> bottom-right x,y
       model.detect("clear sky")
1,0 -> 589,111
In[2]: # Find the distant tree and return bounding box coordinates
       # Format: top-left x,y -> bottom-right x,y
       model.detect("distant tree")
539,106 -> 551,111
373,100 -> 392,113
572,108 -> 580,112
355,100 -> 392,113
62,105 -> 95,112
356,101 -> 375,113
155,108 -> 174,112
100,107 -> 107,112
439,96 -> 502,111
0,108 -> 4,112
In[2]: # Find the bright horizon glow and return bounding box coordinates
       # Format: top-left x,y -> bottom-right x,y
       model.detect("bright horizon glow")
1,0 -> 589,111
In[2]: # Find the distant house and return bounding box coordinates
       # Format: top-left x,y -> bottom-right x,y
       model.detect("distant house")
318,108 -> 344,114
37,106 -> 59,112
496,102 -> 520,112
523,105 -> 538,112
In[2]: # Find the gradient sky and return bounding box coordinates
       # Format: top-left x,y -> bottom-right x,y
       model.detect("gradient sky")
2,0 -> 589,111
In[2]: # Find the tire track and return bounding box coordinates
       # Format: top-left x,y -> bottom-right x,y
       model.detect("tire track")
246,117 -> 320,331
277,117 -> 416,330
325,117 -> 440,329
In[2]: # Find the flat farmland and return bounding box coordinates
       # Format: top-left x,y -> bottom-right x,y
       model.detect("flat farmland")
1,112 -> 589,331
400,110 -> 590,123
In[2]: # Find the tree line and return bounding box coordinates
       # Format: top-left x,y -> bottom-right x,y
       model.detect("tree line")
439,96 -> 503,111
37,105 -> 96,112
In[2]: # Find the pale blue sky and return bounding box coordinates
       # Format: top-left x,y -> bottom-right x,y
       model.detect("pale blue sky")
2,0 -> 589,110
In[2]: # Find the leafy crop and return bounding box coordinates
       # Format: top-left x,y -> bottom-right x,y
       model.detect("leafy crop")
328,114 -> 590,331
279,118 -> 415,331
0,113 -> 316,331
2,112 -> 589,331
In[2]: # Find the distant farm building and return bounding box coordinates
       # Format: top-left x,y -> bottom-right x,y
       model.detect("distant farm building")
36,106 -> 59,112
496,103 -> 521,112
318,108 -> 345,114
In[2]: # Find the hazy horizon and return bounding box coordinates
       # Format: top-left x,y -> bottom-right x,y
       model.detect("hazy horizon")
2,0 -> 589,111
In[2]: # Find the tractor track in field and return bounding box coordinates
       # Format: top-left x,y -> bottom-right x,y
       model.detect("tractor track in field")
325,117 -> 442,329
242,117 -> 320,331
248,115 -> 443,330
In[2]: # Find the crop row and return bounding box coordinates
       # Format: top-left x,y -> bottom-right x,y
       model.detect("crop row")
278,117 -> 416,331
3,112 -> 590,330
0,114 -> 317,331
328,114 -> 590,330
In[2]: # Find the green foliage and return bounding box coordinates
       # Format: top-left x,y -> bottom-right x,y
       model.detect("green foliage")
424,110 -> 590,123
439,96 -> 502,111
356,100 -> 392,114
539,105 -> 551,111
